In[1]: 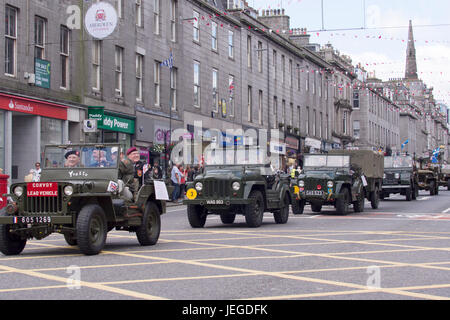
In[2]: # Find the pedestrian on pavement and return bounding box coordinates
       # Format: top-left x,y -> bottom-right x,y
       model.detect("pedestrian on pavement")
31,162 -> 42,182
24,170 -> 34,182
180,165 -> 187,199
171,163 -> 183,202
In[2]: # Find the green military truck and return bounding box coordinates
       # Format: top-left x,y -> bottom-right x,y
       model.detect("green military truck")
291,149 -> 384,215
417,158 -> 439,196
183,164 -> 293,228
381,155 -> 419,201
439,164 -> 450,191
0,144 -> 169,256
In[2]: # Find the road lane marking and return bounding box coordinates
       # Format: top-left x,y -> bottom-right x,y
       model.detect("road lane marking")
443,208 -> 450,214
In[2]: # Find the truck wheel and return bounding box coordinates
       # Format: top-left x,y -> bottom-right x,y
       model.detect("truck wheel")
412,185 -> 418,200
311,203 -> 322,213
220,213 -> 236,224
187,205 -> 207,228
370,187 -> 380,209
244,190 -> 264,228
430,181 -> 436,196
136,202 -> 161,246
353,192 -> 365,213
0,211 -> 26,256
447,180 -> 450,191
405,188 -> 412,201
76,204 -> 108,256
274,195 -> 290,224
292,200 -> 305,215
335,188 -> 350,215
64,233 -> 77,246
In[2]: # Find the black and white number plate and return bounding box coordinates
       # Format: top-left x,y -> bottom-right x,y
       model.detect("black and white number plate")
305,190 -> 324,196
206,200 -> 224,205
14,216 -> 52,224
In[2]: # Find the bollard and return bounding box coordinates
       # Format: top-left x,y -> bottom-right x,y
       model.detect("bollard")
0,174 -> 9,209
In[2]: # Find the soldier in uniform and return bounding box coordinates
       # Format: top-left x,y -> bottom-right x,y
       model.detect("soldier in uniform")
119,147 -> 141,201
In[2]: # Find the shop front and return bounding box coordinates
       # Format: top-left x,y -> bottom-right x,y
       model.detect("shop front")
0,93 -> 71,184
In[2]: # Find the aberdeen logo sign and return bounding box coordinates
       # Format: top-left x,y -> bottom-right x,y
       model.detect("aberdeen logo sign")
84,2 -> 118,39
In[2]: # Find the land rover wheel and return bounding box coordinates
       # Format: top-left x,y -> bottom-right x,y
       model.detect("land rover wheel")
76,204 -> 107,256
353,191 -> 365,213
311,203 -> 322,213
187,205 -> 207,228
136,202 -> 161,246
244,190 -> 264,228
0,211 -> 26,256
292,199 -> 305,215
335,188 -> 350,215
370,187 -> 380,209
64,233 -> 77,246
405,188 -> 412,201
274,195 -> 290,224
412,184 -> 418,200
447,180 -> 450,191
220,213 -> 236,224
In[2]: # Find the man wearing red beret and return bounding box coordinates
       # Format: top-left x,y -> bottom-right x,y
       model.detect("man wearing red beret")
119,147 -> 141,201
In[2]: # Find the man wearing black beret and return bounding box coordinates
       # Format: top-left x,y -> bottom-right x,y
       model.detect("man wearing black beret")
65,150 -> 81,168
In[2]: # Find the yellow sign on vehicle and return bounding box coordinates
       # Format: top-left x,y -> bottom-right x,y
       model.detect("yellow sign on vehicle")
186,188 -> 198,200
293,186 -> 300,195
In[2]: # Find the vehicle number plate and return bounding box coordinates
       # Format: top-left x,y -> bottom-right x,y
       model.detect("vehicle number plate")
15,216 -> 52,224
305,190 -> 324,196
206,200 -> 224,205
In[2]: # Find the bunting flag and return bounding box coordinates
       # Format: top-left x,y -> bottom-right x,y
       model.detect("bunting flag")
161,51 -> 174,69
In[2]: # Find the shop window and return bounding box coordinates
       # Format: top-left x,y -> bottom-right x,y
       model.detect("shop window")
40,118 -> 63,162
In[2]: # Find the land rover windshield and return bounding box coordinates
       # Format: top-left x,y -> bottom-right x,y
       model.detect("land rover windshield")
44,146 -> 119,169
384,156 -> 413,168
304,155 -> 350,168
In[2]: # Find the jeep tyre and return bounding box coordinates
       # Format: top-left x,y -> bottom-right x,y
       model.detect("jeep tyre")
64,233 -> 77,246
136,202 -> 161,246
0,210 -> 27,256
370,186 -> 380,209
430,181 -> 436,196
447,180 -> 450,191
76,204 -> 108,256
274,195 -> 290,224
353,191 -> 365,213
311,203 -> 322,213
292,199 -> 305,215
220,213 -> 236,224
335,188 -> 350,215
187,205 -> 207,228
412,184 -> 419,200
405,188 -> 412,201
244,190 -> 264,228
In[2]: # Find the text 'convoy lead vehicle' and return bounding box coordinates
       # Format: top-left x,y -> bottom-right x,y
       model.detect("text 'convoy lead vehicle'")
0,144 -> 169,256
381,155 -> 419,201
291,149 -> 384,215
183,164 -> 293,228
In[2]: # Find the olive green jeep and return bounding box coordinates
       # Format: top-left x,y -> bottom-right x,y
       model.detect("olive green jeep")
183,164 -> 293,228
0,144 -> 170,256
291,150 -> 383,215
417,158 -> 439,196
381,155 -> 419,201
439,164 -> 450,191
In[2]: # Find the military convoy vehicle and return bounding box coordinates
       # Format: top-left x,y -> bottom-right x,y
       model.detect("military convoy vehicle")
439,164 -> 450,191
183,164 -> 293,228
381,155 -> 419,201
0,144 -> 169,256
291,149 -> 384,215
417,157 -> 439,196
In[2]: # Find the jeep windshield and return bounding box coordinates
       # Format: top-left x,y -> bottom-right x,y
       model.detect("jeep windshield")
304,155 -> 350,168
44,145 -> 119,169
384,156 -> 413,168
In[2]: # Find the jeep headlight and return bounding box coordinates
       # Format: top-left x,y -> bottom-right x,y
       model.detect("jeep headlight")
383,174 -> 386,179
232,182 -> 241,191
13,186 -> 24,197
299,180 -> 305,187
64,185 -> 74,196
395,173 -> 400,179
195,182 -> 203,191
327,181 -> 334,188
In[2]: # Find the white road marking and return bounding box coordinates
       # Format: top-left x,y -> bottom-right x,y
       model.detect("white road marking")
443,208 -> 450,214
417,197 -> 431,201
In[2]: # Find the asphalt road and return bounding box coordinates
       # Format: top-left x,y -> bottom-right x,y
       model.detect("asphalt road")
0,188 -> 449,301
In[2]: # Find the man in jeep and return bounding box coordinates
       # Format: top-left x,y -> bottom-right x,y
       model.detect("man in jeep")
64,150 -> 81,168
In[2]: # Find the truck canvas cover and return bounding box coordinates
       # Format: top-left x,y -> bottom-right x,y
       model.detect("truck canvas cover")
328,149 -> 384,178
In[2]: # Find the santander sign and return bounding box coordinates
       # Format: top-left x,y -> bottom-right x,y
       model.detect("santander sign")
84,2 -> 118,40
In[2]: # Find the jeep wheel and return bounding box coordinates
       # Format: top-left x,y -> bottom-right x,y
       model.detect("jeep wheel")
335,188 -> 350,215
353,191 -> 365,213
370,187 -> 380,209
274,195 -> 290,224
244,190 -> 264,228
412,185 -> 418,200
187,205 -> 207,228
64,233 -> 77,246
220,213 -> 236,225
292,199 -> 305,215
311,203 -> 322,213
76,204 -> 107,256
430,181 -> 436,196
136,202 -> 161,246
447,180 -> 450,191
0,211 -> 26,256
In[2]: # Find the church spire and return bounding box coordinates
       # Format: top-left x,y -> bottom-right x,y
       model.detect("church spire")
405,20 -> 418,80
